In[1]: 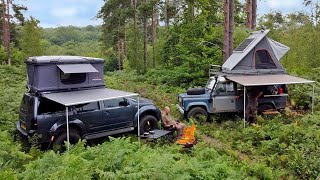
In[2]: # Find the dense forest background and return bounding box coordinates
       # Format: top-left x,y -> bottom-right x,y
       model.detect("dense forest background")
0,0 -> 319,179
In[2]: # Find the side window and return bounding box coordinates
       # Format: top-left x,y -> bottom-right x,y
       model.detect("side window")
60,71 -> 86,84
75,102 -> 99,112
217,82 -> 234,93
103,98 -> 127,109
38,98 -> 65,115
255,50 -> 277,69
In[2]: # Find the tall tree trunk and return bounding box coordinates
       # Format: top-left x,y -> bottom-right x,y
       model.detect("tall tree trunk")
1,0 -> 11,65
1,0 -> 6,47
223,0 -> 234,61
246,0 -> 252,29
187,0 -> 194,22
229,0 -> 234,56
223,0 -> 230,61
124,28 -> 127,60
121,38 -> 125,67
6,0 -> 10,65
132,0 -> 138,64
251,0 -> 257,29
117,40 -> 121,70
246,0 -> 256,29
165,0 -> 169,31
143,15 -> 147,70
151,7 -> 157,67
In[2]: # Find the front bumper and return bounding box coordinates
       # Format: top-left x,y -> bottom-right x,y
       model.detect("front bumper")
176,104 -> 185,114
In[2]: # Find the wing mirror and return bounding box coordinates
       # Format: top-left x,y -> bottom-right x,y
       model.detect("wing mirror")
119,100 -> 129,107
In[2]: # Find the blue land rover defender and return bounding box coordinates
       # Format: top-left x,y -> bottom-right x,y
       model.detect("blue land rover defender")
177,75 -> 288,120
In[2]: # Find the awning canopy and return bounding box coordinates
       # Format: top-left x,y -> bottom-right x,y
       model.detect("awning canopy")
57,64 -> 98,74
227,74 -> 314,86
41,88 -> 138,106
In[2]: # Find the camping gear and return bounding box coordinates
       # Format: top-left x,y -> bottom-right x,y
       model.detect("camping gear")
140,130 -> 171,139
26,56 -> 105,92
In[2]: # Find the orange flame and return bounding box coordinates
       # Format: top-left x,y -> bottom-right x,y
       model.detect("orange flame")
177,124 -> 197,146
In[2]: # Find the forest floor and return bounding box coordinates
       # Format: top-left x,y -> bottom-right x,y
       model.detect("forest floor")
0,67 -> 319,179
198,130 -> 255,165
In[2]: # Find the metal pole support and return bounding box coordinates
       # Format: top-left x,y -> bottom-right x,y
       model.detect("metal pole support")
137,95 -> 140,141
66,106 -> 70,151
244,86 -> 246,128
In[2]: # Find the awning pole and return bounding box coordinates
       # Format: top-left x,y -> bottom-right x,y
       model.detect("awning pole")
66,106 -> 70,151
244,86 -> 246,128
137,95 -> 140,141
312,83 -> 315,114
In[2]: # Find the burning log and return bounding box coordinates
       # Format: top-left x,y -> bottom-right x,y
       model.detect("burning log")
177,124 -> 197,148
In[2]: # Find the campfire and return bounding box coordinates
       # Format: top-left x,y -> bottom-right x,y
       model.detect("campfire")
177,124 -> 197,148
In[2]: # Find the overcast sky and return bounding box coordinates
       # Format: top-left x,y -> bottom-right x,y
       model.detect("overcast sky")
15,0 -> 310,28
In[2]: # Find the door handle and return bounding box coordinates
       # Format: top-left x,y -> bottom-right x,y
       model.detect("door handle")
231,99 -> 234,103
103,110 -> 110,115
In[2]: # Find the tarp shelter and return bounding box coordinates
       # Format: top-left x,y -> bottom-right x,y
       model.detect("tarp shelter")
26,56 -> 105,92
222,30 -> 290,75
226,74 -> 315,127
41,88 -> 139,151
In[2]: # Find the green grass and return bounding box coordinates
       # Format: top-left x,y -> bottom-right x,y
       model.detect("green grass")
0,66 -> 318,179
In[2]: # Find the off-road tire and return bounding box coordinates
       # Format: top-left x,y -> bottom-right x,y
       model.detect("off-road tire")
53,128 -> 81,151
187,88 -> 206,95
187,107 -> 208,121
139,115 -> 158,135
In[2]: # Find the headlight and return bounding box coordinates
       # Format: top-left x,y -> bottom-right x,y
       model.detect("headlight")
178,97 -> 183,106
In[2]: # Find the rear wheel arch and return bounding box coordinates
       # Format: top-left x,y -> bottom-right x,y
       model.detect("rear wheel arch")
140,110 -> 160,120
53,123 -> 84,137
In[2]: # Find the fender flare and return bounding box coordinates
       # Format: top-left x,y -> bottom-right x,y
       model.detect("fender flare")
186,102 -> 209,112
49,119 -> 87,136
133,105 -> 161,127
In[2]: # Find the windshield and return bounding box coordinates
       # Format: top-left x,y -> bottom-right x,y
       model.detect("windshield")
206,78 -> 216,89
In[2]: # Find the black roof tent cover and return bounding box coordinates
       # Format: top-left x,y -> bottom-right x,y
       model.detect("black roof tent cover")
57,64 -> 98,74
26,56 -> 105,92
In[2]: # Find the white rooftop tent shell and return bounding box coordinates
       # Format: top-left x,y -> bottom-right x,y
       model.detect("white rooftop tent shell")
41,88 -> 140,151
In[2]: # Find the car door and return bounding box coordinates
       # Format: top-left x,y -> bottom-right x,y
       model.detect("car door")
74,102 -> 103,133
101,98 -> 134,131
213,81 -> 237,112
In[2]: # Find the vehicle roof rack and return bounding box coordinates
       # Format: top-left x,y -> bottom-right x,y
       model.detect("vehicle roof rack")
209,65 -> 221,77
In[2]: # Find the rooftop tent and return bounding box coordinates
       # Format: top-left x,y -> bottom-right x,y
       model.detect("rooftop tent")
222,30 -> 290,74
26,56 -> 105,92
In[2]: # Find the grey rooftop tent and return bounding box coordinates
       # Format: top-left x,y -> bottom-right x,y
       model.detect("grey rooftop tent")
222,29 -> 290,75
26,56 -> 105,92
